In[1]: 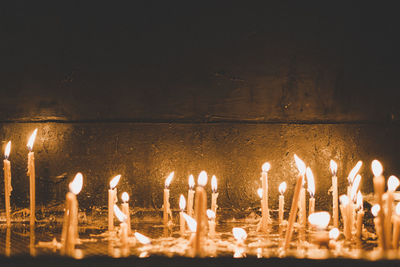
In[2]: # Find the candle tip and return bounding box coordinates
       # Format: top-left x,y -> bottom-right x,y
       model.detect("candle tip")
165,172 -> 174,188
69,172 -> 83,195
198,170 -> 208,186
371,160 -> 383,177
179,194 -> 186,210
113,204 -> 127,222
27,129 -> 38,150
330,160 -> 338,175
348,160 -> 363,184
182,212 -> 197,232
306,167 -> 315,197
294,154 -> 306,175
279,182 -> 287,195
329,228 -> 340,240
121,192 -> 129,202
211,175 -> 217,192
371,204 -> 380,217
388,175 -> 400,192
261,162 -> 271,172
188,174 -> 195,189
308,211 -> 330,229
257,188 -> 263,199
110,175 -> 121,189
4,141 -> 11,158
135,232 -> 151,245
232,227 -> 247,242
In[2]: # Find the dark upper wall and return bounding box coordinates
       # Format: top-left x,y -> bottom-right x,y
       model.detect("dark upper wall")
0,2 -> 399,123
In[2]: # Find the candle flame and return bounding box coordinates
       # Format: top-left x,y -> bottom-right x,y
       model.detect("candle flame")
279,182 -> 287,195
371,204 -> 380,217
257,188 -> 263,199
134,232 -> 151,245
113,204 -> 127,222
330,160 -> 337,175
308,211 -> 330,229
198,170 -> 208,186
109,175 -> 121,189
306,167 -> 315,197
211,175 -> 217,192
396,203 -> 400,216
348,161 -> 362,184
207,209 -> 215,219
121,192 -> 129,202
329,228 -> 340,240
339,195 -> 349,206
350,174 -> 361,201
262,162 -> 271,172
232,227 -> 247,242
388,175 -> 400,192
189,174 -> 195,189
179,194 -> 186,210
294,154 -> 306,175
165,172 -> 174,188
182,212 -> 197,232
27,129 -> 38,151
69,172 -> 83,195
371,160 -> 383,177
4,141 -> 11,159
356,191 -> 363,210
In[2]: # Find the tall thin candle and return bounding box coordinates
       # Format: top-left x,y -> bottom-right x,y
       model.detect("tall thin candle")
163,172 -> 174,227
330,160 -> 339,228
121,192 -> 131,235
372,160 -> 387,249
392,203 -> 400,249
108,175 -> 121,232
211,175 -> 218,215
355,191 -> 364,239
179,194 -> 186,236
27,129 -> 37,226
278,182 -> 287,225
260,162 -> 271,232
386,175 -> 399,248
193,170 -> 207,257
187,174 -> 195,217
306,167 -> 315,216
3,141 -> 12,227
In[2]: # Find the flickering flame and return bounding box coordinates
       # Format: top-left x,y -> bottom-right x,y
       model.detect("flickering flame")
339,195 -> 349,206
279,182 -> 287,195
371,160 -> 383,177
113,204 -> 127,222
330,160 -> 337,175
232,227 -> 247,242
198,170 -> 208,186
262,162 -> 271,172
233,247 -> 245,258
211,175 -> 217,192
69,173 -> 83,195
306,167 -> 315,197
27,129 -> 38,151
388,175 -> 400,192
182,213 -> 197,232
189,174 -> 195,189
329,228 -> 340,240
356,191 -> 363,210
207,209 -> 215,220
350,174 -> 361,201
294,154 -> 306,175
109,175 -> 121,189
165,172 -> 174,188
348,161 -> 362,184
179,194 -> 186,210
396,203 -> 400,216
121,192 -> 129,203
4,141 -> 11,159
308,211 -> 330,229
371,204 -> 380,217
257,188 -> 263,199
135,232 -> 151,245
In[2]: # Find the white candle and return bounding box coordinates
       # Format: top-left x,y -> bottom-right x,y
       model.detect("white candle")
355,191 -> 364,239
108,175 -> 121,232
298,184 -> 306,229
163,172 -> 174,227
306,167 -> 315,217
278,182 -> 287,225
372,204 -> 384,249
121,192 -> 131,235
308,212 -> 331,247
330,160 -> 339,228
27,129 -> 37,226
339,195 -> 351,240
179,194 -> 186,236
193,170 -> 207,257
211,175 -> 218,215
3,141 -> 12,227
386,175 -> 399,248
207,209 -> 216,239
392,203 -> 400,249
349,174 -> 361,234
187,174 -> 195,217
113,204 -> 128,250
372,160 -> 387,249
260,162 -> 271,232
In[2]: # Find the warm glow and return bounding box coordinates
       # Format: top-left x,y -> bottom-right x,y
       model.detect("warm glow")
396,203 -> 400,216
329,228 -> 340,240
4,141 -> 11,159
182,213 -> 197,232
348,161 -> 362,184
308,211 -> 330,229
356,191 -> 363,210
388,175 -> 400,192
207,209 -> 215,220
232,227 -> 247,242
339,195 -> 349,206
189,174 -> 195,189
135,232 -> 151,245
109,175 -> 121,189
121,192 -> 129,202
69,173 -> 83,195
179,194 -> 186,210
371,204 -> 380,217
350,174 -> 361,201
279,182 -> 287,195
330,160 -> 337,175
165,172 -> 174,188
198,170 -> 208,186
211,175 -> 217,192
306,167 -> 315,197
262,162 -> 271,172
371,160 -> 383,177
294,154 -> 306,175
113,204 -> 127,222
257,188 -> 263,199
27,129 -> 38,150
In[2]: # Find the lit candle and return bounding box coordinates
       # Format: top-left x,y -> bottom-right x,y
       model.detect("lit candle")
339,194 -> 351,240
232,227 -> 247,258
61,173 -> 83,257
308,211 -> 331,247
163,172 -> 174,227
179,194 -> 186,236
193,170 -> 207,257
298,176 -> 306,230
372,160 -> 387,249
306,167 -> 315,216
350,174 -> 361,234
3,141 -> 12,227
372,204 -> 384,249
328,228 -> 340,250
121,192 -> 131,235
284,154 -> 306,249
27,129 -> 37,226
135,232 -> 151,245
330,160 -> 339,228
183,212 -> 197,233
355,191 -> 364,240
207,209 -> 216,239
108,175 -> 121,233
386,175 -> 399,248
187,174 -> 195,217
211,175 -> 218,215
278,182 -> 287,225
113,204 -> 128,251
392,203 -> 400,249
260,162 -> 271,232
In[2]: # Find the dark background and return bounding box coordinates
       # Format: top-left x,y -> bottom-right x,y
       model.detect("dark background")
0,2 -> 399,212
